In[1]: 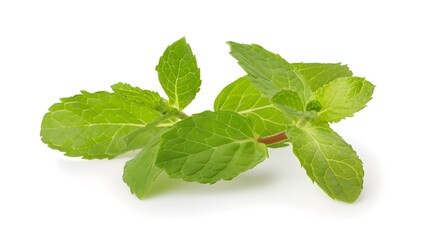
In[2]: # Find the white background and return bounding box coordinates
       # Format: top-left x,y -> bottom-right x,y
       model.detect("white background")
1,0 -> 428,239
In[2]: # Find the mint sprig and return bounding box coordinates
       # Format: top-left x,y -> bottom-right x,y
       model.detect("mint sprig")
41,37 -> 374,203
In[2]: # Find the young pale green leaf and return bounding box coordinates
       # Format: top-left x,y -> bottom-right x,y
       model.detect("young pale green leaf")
155,111 -> 269,184
306,100 -> 322,112
314,77 -> 375,123
292,63 -> 353,91
227,42 -> 311,103
111,82 -> 162,109
123,128 -> 170,199
156,37 -> 201,110
214,76 -> 293,136
40,91 -> 161,159
289,125 -> 364,203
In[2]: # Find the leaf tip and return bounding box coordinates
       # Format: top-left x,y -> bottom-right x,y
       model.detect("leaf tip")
226,41 -> 244,51
226,41 -> 235,46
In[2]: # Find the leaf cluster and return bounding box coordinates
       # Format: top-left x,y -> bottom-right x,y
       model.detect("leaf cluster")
41,37 -> 374,203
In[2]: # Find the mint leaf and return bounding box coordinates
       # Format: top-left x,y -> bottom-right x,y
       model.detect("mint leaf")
111,82 -> 162,109
292,63 -> 353,91
227,42 -> 312,103
123,128 -> 169,199
214,76 -> 293,136
289,125 -> 364,203
156,37 -> 201,110
155,111 -> 268,184
314,77 -> 375,123
40,91 -> 161,159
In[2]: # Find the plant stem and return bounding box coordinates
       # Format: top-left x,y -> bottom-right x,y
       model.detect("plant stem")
179,111 -> 189,119
257,132 -> 288,145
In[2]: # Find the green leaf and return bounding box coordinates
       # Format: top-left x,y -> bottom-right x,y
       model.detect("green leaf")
227,42 -> 311,103
314,77 -> 375,123
156,37 -> 201,110
156,111 -> 268,184
292,63 -> 353,91
40,91 -> 161,159
111,82 -> 162,109
123,112 -> 182,196
288,124 -> 364,203
123,128 -> 169,199
214,76 -> 293,136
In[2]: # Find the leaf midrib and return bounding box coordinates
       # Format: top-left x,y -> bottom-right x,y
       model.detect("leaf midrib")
238,104 -> 274,114
173,58 -> 183,109
43,122 -> 147,129
306,127 -> 346,200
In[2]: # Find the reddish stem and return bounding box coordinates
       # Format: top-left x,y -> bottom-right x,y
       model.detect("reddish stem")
257,132 -> 288,145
